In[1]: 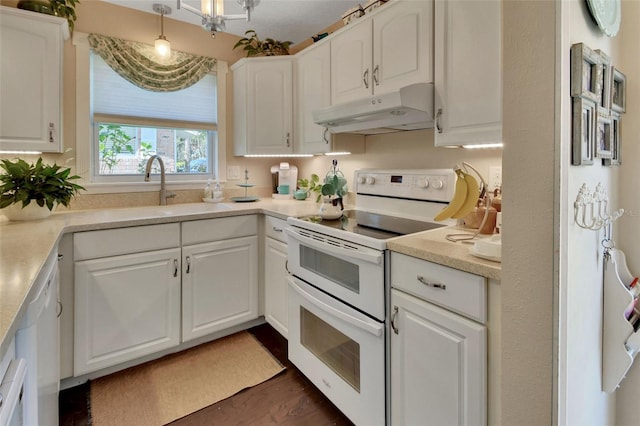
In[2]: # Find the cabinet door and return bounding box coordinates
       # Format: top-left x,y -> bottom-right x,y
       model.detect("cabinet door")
264,237 -> 288,338
434,0 -> 502,147
234,58 -> 293,155
296,42 -> 331,154
182,236 -> 258,342
74,248 -> 181,375
391,289 -> 486,426
0,7 -> 67,152
331,20 -> 373,104
373,0 -> 432,94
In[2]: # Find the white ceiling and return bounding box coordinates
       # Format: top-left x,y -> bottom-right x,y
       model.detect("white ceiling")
103,0 -> 362,45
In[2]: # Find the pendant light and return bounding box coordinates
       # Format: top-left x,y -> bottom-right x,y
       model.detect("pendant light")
153,4 -> 171,58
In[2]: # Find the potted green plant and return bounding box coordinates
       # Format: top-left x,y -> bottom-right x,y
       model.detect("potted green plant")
17,0 -> 80,32
233,30 -> 292,57
297,173 -> 322,201
0,158 -> 85,221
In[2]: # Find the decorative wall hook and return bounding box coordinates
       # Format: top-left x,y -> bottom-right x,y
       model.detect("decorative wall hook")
574,182 -> 624,230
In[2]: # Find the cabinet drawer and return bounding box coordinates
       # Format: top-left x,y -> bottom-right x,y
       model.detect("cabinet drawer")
391,252 -> 486,323
265,216 -> 288,243
74,223 -> 180,261
182,215 -> 257,245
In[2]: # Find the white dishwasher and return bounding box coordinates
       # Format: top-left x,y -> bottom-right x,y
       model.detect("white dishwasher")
0,338 -> 26,426
15,251 -> 60,426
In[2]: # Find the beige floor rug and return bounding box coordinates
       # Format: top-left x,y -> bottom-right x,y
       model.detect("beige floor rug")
89,331 -> 285,426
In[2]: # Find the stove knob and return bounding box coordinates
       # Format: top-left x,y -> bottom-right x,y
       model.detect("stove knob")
357,176 -> 366,184
365,176 -> 376,185
430,179 -> 444,189
418,179 -> 430,188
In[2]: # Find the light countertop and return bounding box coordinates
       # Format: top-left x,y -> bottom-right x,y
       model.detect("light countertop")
387,227 -> 502,281
0,199 -> 500,356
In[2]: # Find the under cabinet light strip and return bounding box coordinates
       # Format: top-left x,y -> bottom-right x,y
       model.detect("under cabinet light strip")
243,154 -> 314,158
0,150 -> 43,155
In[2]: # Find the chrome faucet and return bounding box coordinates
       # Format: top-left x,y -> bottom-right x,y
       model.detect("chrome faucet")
144,155 -> 176,205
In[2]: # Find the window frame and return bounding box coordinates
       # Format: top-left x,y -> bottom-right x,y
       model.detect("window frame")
74,32 -> 228,194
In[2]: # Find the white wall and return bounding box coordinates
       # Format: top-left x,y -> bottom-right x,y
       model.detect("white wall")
615,1 -> 640,424
559,1 -> 635,425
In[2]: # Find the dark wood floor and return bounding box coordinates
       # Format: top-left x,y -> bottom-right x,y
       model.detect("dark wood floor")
59,323 -> 354,425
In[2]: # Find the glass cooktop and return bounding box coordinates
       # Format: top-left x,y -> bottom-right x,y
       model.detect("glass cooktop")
299,209 -> 446,240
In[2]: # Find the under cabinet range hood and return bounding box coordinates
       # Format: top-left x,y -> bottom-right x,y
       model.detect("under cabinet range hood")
313,83 -> 434,135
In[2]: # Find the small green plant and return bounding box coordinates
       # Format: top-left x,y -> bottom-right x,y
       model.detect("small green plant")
297,174 -> 323,202
320,174 -> 348,199
233,30 -> 292,57
50,0 -> 79,32
0,158 -> 85,211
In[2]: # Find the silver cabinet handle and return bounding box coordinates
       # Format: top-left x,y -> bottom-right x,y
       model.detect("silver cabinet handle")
285,259 -> 290,274
373,65 -> 379,86
417,275 -> 446,290
286,132 -> 290,147
272,226 -> 283,233
323,127 -> 329,144
363,68 -> 370,89
49,122 -> 55,143
57,300 -> 63,318
391,306 -> 399,334
173,259 -> 178,277
435,108 -> 443,134
186,256 -> 191,274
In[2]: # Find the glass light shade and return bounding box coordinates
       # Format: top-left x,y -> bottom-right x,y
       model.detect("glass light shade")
155,36 -> 171,57
201,0 -> 223,16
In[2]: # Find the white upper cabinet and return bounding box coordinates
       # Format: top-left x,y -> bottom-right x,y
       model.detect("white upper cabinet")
330,0 -> 433,105
433,0 -> 502,147
232,57 -> 293,155
295,42 -> 332,154
0,6 -> 68,153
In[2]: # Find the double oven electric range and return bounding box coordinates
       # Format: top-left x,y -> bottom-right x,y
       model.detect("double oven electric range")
285,168 -> 456,425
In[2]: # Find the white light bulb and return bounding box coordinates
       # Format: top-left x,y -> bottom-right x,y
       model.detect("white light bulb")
155,37 -> 171,57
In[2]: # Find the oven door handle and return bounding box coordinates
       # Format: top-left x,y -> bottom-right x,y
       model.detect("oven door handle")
285,228 -> 383,265
291,279 -> 383,337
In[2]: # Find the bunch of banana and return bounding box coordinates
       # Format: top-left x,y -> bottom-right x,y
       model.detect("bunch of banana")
434,168 -> 481,221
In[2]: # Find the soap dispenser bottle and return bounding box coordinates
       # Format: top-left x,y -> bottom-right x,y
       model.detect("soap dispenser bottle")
204,179 -> 213,199
212,178 -> 223,200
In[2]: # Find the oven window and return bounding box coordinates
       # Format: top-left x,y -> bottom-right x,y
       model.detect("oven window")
300,307 -> 361,392
299,246 -> 360,293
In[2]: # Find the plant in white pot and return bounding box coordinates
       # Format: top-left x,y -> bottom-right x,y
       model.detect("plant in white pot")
0,158 -> 85,221
316,160 -> 348,220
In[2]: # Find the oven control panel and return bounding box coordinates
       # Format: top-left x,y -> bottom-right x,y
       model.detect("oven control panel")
354,169 -> 456,203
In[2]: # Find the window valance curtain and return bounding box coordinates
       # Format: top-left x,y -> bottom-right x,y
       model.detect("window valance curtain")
88,33 -> 217,92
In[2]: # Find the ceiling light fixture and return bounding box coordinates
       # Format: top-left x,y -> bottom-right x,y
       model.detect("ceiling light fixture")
153,3 -> 172,58
177,0 -> 260,38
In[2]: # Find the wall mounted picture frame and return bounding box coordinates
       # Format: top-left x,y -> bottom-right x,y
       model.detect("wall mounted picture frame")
571,43 -> 601,103
611,67 -> 626,113
595,50 -> 611,114
596,115 -> 613,160
603,112 -> 622,166
572,96 -> 597,165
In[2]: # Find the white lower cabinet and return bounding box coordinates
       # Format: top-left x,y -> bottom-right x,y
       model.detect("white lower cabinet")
74,248 -> 182,375
72,217 -> 259,376
390,252 -> 487,426
263,215 -> 289,338
182,236 -> 258,342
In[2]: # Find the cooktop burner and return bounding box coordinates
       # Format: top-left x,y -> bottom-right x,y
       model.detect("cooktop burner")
299,210 -> 446,240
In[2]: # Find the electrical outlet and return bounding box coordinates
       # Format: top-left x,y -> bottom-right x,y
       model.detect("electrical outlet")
489,166 -> 502,190
227,166 -> 241,180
